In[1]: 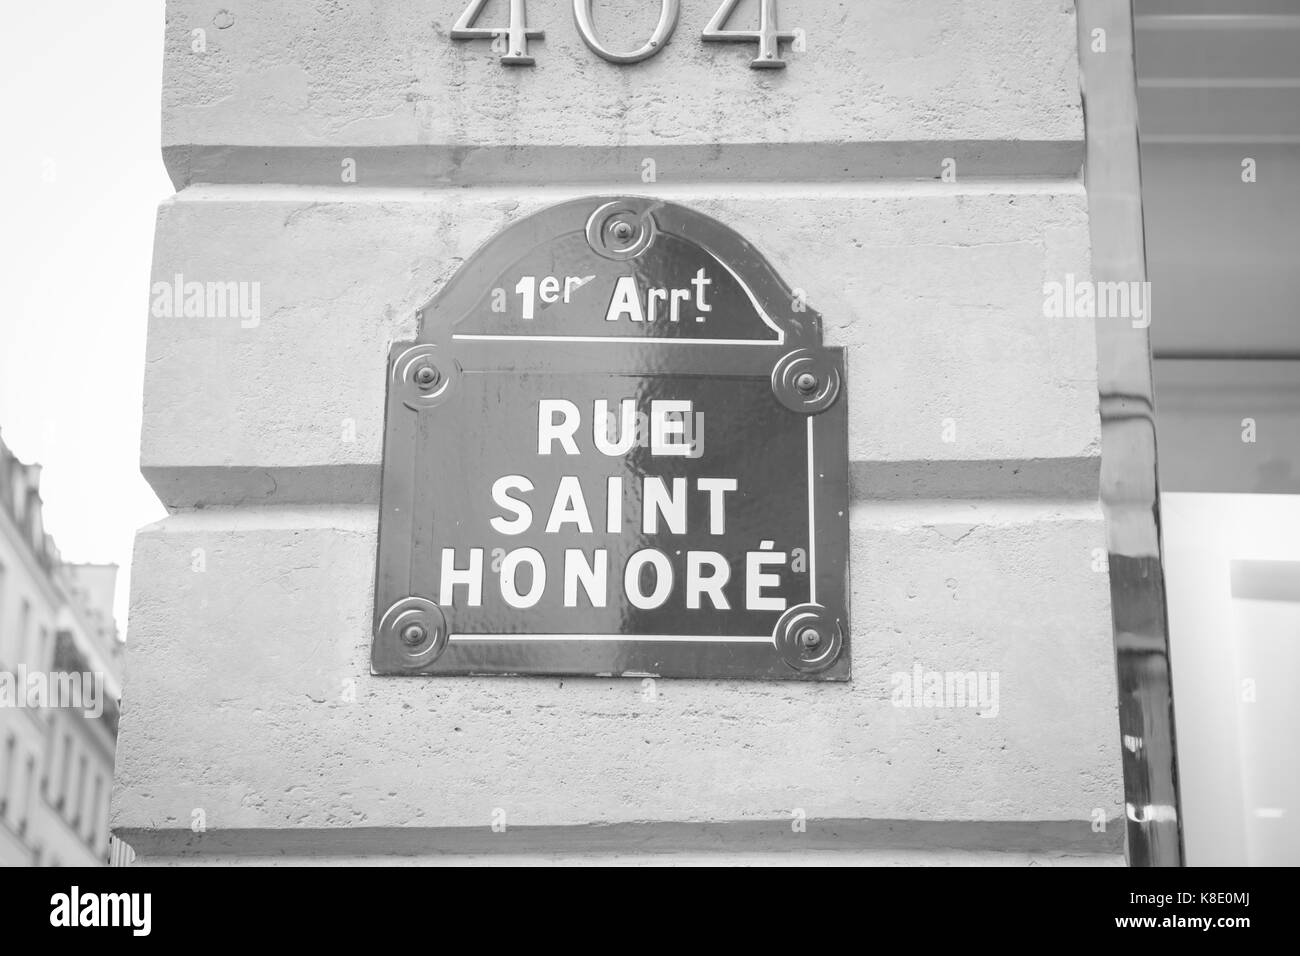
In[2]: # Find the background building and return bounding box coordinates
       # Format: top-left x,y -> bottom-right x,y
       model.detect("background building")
0,429 -> 123,866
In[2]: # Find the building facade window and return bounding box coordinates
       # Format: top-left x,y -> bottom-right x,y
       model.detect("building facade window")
18,754 -> 34,835
72,753 -> 87,830
57,732 -> 71,811
0,562 -> 7,661
89,773 -> 104,848
0,734 -> 14,821
18,598 -> 31,666
31,624 -> 48,671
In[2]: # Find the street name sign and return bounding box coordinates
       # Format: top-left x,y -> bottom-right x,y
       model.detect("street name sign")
372,197 -> 849,679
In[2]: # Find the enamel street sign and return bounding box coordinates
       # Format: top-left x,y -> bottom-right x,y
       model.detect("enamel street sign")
372,197 -> 850,680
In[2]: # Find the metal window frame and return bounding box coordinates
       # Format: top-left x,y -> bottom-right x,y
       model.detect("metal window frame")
1077,0 -> 1185,866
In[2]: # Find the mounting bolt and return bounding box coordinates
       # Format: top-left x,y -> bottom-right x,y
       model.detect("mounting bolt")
414,365 -> 440,389
798,627 -> 821,649
795,371 -> 819,395
400,623 -> 427,647
612,221 -> 634,242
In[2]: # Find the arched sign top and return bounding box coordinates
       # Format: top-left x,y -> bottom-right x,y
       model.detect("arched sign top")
415,196 -> 823,347
376,196 -> 849,681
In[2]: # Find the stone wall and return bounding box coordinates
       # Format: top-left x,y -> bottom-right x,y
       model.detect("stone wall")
114,0 -> 1124,864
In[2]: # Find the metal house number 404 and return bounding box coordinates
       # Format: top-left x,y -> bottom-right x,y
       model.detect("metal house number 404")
452,0 -> 800,69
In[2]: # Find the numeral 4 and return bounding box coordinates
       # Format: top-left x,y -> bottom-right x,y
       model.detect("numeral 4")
451,0 -> 543,66
702,0 -> 798,70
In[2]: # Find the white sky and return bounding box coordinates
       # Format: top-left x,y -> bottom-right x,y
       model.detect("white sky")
0,1 -> 171,632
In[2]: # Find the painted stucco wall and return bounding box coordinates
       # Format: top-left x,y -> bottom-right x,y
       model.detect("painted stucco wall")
114,0 -> 1124,864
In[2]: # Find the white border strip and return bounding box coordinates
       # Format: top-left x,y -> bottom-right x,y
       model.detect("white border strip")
451,333 -> 777,345
807,416 -> 817,605
450,633 -> 773,643
442,339 -> 821,649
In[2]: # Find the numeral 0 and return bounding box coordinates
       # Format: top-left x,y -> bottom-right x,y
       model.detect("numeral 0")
452,0 -> 800,70
573,0 -> 680,65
